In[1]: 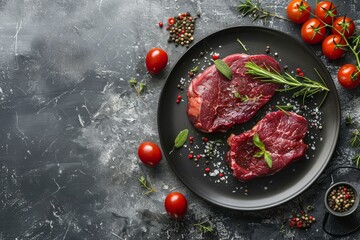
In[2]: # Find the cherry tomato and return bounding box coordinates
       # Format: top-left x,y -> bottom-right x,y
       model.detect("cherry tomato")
332,16 -> 356,39
337,64 -> 360,89
300,18 -> 326,44
138,142 -> 162,167
168,17 -> 175,25
164,192 -> 187,219
322,34 -> 346,60
287,0 -> 311,24
145,48 -> 168,75
314,1 -> 337,24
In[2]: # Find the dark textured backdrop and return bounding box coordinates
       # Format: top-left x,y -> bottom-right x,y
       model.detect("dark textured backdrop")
0,0 -> 360,239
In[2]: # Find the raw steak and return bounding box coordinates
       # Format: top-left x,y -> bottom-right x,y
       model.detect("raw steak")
187,53 -> 280,133
226,111 -> 308,182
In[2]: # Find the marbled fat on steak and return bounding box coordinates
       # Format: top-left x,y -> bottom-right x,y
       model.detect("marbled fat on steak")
187,54 -> 280,133
226,111 -> 308,182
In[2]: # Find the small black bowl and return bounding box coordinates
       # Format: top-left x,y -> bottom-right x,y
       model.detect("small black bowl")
324,182 -> 359,217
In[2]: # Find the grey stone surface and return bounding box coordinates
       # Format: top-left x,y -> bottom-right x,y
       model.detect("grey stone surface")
0,0 -> 360,239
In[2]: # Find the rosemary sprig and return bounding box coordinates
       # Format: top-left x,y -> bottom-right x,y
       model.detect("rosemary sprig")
276,104 -> 295,114
345,114 -> 356,126
350,129 -> 360,148
237,0 -> 288,21
352,154 -> 360,168
193,221 -> 214,233
276,104 -> 294,111
245,61 -> 329,104
138,176 -> 156,195
237,38 -> 249,52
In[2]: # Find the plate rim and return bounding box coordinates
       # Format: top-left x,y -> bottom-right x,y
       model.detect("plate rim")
157,25 -> 341,210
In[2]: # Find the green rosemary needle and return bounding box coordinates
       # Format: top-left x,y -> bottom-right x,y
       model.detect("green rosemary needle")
245,61 -> 329,104
237,0 -> 288,21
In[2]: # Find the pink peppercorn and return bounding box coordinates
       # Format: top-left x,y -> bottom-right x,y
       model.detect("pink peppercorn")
212,54 -> 219,60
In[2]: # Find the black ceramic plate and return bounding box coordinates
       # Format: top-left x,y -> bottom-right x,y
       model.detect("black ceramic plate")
157,26 -> 340,210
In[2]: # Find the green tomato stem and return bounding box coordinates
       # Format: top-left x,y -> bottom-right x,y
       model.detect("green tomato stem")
304,8 -> 360,72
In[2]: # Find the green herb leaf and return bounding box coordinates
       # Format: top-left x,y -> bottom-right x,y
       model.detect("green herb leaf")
174,129 -> 189,148
237,38 -> 249,52
252,133 -> 272,168
138,176 -> 156,195
129,78 -> 146,96
214,59 -> 232,80
264,152 -> 273,168
353,154 -> 360,168
129,78 -> 137,85
253,151 -> 264,158
194,221 -> 215,233
237,0 -> 289,21
245,61 -> 329,106
350,129 -> 360,148
253,133 -> 264,149
139,176 -> 145,184
190,66 -> 199,73
139,82 -> 146,94
233,92 -> 241,98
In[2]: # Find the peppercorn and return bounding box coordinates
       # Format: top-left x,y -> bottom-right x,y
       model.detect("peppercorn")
327,184 -> 356,213
289,210 -> 317,229
212,53 -> 220,60
265,46 -> 270,54
164,12 -> 197,47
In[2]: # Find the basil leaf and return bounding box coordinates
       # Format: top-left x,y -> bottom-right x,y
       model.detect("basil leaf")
174,129 -> 189,148
214,59 -> 232,80
253,133 -> 264,149
264,152 -> 273,168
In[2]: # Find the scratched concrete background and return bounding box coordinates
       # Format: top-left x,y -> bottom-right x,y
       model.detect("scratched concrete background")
0,0 -> 360,239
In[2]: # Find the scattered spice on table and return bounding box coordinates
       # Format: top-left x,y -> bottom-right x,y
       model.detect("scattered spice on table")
288,210 -> 316,229
163,12 -> 198,48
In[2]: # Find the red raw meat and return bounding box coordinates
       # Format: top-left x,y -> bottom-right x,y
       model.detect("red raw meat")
187,54 -> 280,133
226,111 -> 308,182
